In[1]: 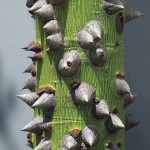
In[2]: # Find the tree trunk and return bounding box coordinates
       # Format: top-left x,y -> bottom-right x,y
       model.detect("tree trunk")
20,0 -> 135,149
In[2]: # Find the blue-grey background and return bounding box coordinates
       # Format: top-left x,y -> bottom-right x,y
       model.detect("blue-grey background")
0,0 -> 149,149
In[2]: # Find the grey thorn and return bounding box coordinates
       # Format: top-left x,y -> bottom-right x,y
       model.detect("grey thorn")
61,135 -> 79,150
21,116 -> 43,135
125,115 -> 139,131
115,78 -> 131,96
125,4 -> 144,23
92,99 -> 109,119
23,64 -> 35,73
81,125 -> 100,147
22,77 -> 36,92
32,93 -> 56,112
105,113 -> 125,133
17,92 -> 37,107
88,44 -> 107,67
43,20 -> 61,35
71,82 -> 96,106
46,33 -> 66,51
84,20 -> 104,41
77,29 -> 94,50
35,4 -> 55,22
29,0 -> 47,13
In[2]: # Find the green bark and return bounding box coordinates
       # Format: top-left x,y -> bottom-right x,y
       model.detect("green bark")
34,0 -> 125,149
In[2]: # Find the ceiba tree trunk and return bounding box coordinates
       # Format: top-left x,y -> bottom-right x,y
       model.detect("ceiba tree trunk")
18,0 -> 143,149
35,0 -> 125,149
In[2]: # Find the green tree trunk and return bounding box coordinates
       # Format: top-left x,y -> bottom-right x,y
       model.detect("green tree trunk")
21,0 -> 134,149
35,0 -> 125,149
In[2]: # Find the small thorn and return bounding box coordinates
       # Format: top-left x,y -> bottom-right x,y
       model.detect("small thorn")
22,77 -> 36,92
115,78 -> 131,96
123,93 -> 137,108
23,64 -> 35,73
28,53 -> 43,61
22,41 -> 35,49
125,115 -> 139,131
27,42 -> 41,53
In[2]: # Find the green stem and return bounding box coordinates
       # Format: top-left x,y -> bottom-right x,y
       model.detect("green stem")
34,0 -> 125,149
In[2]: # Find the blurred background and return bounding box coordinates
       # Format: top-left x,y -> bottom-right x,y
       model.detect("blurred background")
0,0 -> 149,149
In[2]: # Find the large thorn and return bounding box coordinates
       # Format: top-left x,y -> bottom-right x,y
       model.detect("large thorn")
115,77 -> 131,96
105,113 -> 125,133
46,33 -> 66,51
125,115 -> 139,131
21,116 -> 43,135
125,4 -> 144,23
17,92 -> 37,107
23,64 -> 35,73
81,125 -> 100,147
32,93 -> 56,112
91,99 -> 110,119
43,20 -> 61,35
